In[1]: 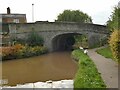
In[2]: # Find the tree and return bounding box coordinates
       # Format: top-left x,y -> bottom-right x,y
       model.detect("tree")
56,10 -> 92,49
107,4 -> 120,63
107,6 -> 120,31
109,30 -> 120,63
56,10 -> 92,23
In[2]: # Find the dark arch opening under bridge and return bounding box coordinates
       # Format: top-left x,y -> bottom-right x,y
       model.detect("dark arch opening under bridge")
52,33 -> 85,51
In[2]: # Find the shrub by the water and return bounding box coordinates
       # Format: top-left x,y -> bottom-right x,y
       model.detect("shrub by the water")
2,44 -> 48,60
109,30 -> 120,63
27,30 -> 44,46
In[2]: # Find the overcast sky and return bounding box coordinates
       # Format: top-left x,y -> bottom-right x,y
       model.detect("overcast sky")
0,0 -> 119,25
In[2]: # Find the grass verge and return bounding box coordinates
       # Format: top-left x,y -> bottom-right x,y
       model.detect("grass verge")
72,49 -> 106,88
96,47 -> 113,59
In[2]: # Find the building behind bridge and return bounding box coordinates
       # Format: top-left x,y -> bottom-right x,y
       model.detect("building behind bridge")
0,7 -> 27,23
0,7 -> 27,46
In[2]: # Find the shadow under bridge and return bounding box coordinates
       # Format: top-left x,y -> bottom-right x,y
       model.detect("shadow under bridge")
52,33 -> 82,51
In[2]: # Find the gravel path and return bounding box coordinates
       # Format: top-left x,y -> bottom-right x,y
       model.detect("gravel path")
87,47 -> 118,88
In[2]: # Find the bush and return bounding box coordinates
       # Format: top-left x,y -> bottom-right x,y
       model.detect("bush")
14,38 -> 27,45
2,44 -> 48,60
2,44 -> 25,60
27,30 -> 44,46
74,35 -> 88,49
2,47 -> 15,59
109,30 -> 120,63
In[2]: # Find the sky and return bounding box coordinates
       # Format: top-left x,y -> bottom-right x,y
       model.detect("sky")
0,0 -> 119,25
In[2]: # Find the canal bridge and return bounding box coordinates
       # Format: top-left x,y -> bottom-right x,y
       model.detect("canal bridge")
6,21 -> 109,51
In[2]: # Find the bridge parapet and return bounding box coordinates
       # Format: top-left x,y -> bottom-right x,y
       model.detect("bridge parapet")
8,22 -> 110,34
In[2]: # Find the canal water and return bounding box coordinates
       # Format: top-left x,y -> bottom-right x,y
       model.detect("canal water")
1,52 -> 78,86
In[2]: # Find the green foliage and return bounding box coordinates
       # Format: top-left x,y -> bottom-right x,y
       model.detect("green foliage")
27,30 -> 44,46
72,50 -> 106,88
106,5 -> 120,63
18,45 -> 48,58
73,35 -> 88,49
107,6 -> 120,31
90,44 -> 100,49
100,37 -> 108,46
109,30 -> 120,63
15,38 -> 26,45
2,44 -> 48,60
56,10 -> 92,23
96,47 -> 113,59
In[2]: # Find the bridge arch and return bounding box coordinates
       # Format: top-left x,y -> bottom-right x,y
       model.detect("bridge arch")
51,32 -> 87,51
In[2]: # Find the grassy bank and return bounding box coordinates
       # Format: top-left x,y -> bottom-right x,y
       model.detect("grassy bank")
96,47 -> 113,59
72,49 -> 106,88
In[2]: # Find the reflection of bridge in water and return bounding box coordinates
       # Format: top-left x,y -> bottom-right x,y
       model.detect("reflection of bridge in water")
3,21 -> 109,51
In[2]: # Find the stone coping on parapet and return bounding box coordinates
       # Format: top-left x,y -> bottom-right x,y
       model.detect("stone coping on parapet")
35,21 -> 107,26
4,21 -> 107,27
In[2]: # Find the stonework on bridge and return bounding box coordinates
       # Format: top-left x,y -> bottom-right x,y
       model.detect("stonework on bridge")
3,21 -> 109,51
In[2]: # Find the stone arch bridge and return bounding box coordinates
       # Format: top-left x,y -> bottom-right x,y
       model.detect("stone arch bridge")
6,21 -> 109,52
